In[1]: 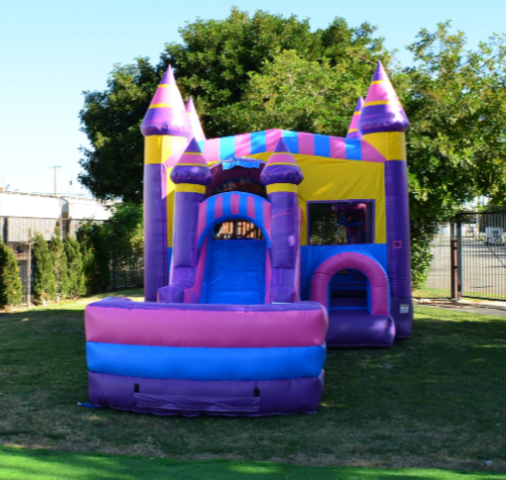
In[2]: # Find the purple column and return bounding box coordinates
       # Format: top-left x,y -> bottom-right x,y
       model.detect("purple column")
385,161 -> 413,337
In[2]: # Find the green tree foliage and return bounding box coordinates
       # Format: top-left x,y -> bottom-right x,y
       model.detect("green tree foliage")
397,23 -> 506,286
103,203 -> 144,286
76,223 -> 110,294
50,234 -> 70,302
32,233 -> 55,304
64,236 -> 86,299
0,241 -> 23,310
79,9 -> 386,203
79,11 -> 506,287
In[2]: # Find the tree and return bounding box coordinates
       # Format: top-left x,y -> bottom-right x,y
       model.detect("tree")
0,241 -> 23,310
76,223 -> 110,294
32,233 -> 55,304
50,233 -> 70,302
79,11 -> 506,288
398,22 -> 506,286
64,236 -> 86,299
79,8 -> 388,203
103,202 -> 144,286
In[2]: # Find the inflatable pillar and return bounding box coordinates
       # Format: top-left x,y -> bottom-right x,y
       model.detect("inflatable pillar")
158,139 -> 211,303
140,65 -> 191,301
260,138 -> 304,303
346,97 -> 364,140
358,61 -> 412,338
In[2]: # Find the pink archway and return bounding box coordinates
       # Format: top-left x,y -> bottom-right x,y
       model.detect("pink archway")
310,251 -> 389,315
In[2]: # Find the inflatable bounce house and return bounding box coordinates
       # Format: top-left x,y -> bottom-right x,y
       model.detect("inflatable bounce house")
84,61 -> 412,417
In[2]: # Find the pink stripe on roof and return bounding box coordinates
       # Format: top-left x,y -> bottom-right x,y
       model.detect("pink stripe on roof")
150,87 -> 171,106
361,141 -> 386,163
247,195 -> 256,219
204,138 -> 220,163
366,83 -> 399,103
330,136 -> 346,159
231,193 -> 240,215
266,130 -> 282,151
298,132 -> 314,155
235,133 -> 251,157
214,194 -> 223,219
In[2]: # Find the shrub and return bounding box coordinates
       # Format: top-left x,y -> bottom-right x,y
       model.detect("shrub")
50,234 -> 70,302
77,223 -> 110,293
32,233 -> 55,304
0,241 -> 23,310
64,236 -> 86,298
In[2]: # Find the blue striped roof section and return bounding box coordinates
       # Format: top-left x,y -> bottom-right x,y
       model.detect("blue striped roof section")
199,129 -> 386,163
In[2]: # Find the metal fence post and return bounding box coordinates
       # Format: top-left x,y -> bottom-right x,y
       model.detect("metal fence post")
456,217 -> 463,300
451,222 -> 458,299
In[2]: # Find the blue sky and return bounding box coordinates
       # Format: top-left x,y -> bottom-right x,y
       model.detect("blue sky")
1,0 -> 504,196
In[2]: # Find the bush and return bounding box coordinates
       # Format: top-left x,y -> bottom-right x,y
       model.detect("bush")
103,203 -> 144,286
32,233 -> 55,304
77,223 -> 110,294
50,234 -> 70,302
64,236 -> 86,298
0,241 -> 23,310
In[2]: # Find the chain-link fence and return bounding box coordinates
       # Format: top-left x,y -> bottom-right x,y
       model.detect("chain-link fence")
457,212 -> 506,301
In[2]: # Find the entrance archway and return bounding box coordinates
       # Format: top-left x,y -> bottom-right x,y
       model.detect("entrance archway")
310,251 -> 389,315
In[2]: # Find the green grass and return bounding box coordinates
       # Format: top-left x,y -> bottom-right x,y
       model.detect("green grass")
1,290 -> 506,474
413,287 -> 451,299
1,446 -> 505,479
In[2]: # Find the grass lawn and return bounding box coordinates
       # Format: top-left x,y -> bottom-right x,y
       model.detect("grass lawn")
1,446 -> 505,480
1,290 -> 505,475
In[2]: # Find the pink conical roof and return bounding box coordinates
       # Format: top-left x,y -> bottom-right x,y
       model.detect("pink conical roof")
265,138 -> 299,166
186,97 -> 206,142
140,65 -> 191,137
357,61 -> 409,134
175,138 -> 207,166
261,137 -> 303,186
346,97 -> 364,140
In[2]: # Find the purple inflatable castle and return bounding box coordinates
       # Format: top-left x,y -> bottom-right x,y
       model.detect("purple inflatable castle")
84,61 -> 413,417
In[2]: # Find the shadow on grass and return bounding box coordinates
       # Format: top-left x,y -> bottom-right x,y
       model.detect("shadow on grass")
1,447 -> 505,480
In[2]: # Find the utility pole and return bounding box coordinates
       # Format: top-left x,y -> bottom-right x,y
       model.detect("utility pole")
49,166 -> 61,196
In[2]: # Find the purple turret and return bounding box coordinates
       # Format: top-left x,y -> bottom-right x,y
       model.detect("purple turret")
159,139 -> 211,303
141,65 -> 191,301
261,138 -> 303,303
170,138 -> 212,185
260,138 -> 303,186
346,97 -> 364,140
360,61 -> 413,338
141,65 -> 191,138
358,61 -> 409,135
185,97 -> 206,143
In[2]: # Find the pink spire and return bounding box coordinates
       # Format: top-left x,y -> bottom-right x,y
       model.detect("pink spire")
140,65 -> 191,137
260,137 -> 303,186
266,137 -> 298,166
357,61 -> 409,134
346,97 -> 364,140
175,138 -> 207,166
186,97 -> 206,142
170,138 -> 211,186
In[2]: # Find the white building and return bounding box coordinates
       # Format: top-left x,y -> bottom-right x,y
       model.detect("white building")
0,192 -> 117,243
